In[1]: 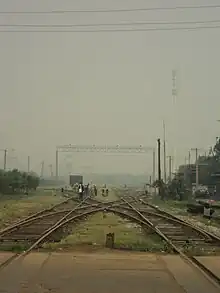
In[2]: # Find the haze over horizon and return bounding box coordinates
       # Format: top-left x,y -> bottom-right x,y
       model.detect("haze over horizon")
0,0 -> 219,177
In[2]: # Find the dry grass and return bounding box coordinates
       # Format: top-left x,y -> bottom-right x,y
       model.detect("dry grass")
43,190 -> 169,252
0,190 -> 64,229
150,196 -> 220,231
150,197 -> 189,216
43,212 -> 168,252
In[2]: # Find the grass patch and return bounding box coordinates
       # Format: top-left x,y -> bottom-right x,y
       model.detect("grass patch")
150,197 -> 220,229
180,242 -> 220,256
97,189 -> 119,202
43,211 -> 172,253
0,243 -> 30,252
42,190 -> 172,252
150,196 -> 189,216
0,190 -> 64,229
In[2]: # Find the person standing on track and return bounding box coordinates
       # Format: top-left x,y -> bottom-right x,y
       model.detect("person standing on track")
78,183 -> 84,200
94,184 -> 97,197
84,183 -> 89,197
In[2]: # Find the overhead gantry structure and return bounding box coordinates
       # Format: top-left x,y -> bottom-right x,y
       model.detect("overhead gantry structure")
55,144 -> 156,181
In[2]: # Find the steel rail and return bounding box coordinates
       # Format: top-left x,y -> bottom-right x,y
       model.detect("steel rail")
120,194 -> 220,240
1,195 -> 220,289
139,199 -> 220,241
0,196 -> 92,238
3,193 -> 219,288
120,201 -> 216,240
0,204 -> 115,270
86,197 -> 136,206
19,199 -> 150,251
0,199 -> 127,237
24,207 -> 106,252
0,204 -> 96,237
33,200 -> 127,238
0,196 -> 77,234
65,192 -> 136,206
0,199 -> 126,269
115,198 -> 220,289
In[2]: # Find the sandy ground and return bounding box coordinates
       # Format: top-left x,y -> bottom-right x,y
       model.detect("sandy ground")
0,251 -> 220,293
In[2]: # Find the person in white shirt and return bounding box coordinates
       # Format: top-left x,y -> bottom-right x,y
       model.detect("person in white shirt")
78,183 -> 84,200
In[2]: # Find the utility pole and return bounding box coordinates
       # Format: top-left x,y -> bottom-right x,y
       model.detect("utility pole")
195,149 -> 199,189
157,139 -> 161,183
184,156 -> 188,182
187,151 -> 191,186
27,156 -> 30,173
152,149 -> 156,195
55,149 -> 58,182
149,175 -> 152,194
167,156 -> 172,182
191,148 -> 199,189
40,161 -> 44,178
157,139 -> 162,197
163,120 -> 167,183
49,164 -> 53,178
152,149 -> 156,183
3,149 -> 7,171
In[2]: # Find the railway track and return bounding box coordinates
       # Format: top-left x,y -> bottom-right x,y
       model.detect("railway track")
0,195 -> 80,235
120,194 -> 220,251
0,196 -> 129,270
84,196 -> 136,206
0,197 -> 124,247
1,191 -> 220,289
113,194 -> 220,288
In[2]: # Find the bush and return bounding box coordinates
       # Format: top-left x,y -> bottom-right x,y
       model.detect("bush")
0,169 -> 39,194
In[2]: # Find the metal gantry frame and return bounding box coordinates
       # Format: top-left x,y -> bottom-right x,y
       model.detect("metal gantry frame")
55,144 -> 155,181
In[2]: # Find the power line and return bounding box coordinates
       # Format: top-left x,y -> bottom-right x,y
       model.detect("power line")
0,25 -> 220,33
0,4 -> 220,14
1,19 -> 220,28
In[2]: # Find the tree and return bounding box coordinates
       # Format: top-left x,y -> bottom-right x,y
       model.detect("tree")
213,138 -> 220,160
0,169 -> 39,195
27,172 -> 39,190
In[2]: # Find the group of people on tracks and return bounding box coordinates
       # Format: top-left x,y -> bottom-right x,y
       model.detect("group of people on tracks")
61,183 -> 109,200
77,183 -> 109,199
77,183 -> 98,200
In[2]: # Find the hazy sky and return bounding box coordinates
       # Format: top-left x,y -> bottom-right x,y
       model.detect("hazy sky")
0,0 -> 220,176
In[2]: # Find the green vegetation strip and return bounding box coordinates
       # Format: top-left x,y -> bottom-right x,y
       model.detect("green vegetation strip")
42,212 -> 171,252
0,190 -> 64,229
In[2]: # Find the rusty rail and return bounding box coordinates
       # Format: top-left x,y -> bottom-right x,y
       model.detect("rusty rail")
112,197 -> 220,289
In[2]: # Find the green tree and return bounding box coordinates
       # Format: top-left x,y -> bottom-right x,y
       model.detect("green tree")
0,169 -> 39,195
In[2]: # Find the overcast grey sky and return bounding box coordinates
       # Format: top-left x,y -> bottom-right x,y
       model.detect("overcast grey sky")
0,0 -> 220,176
